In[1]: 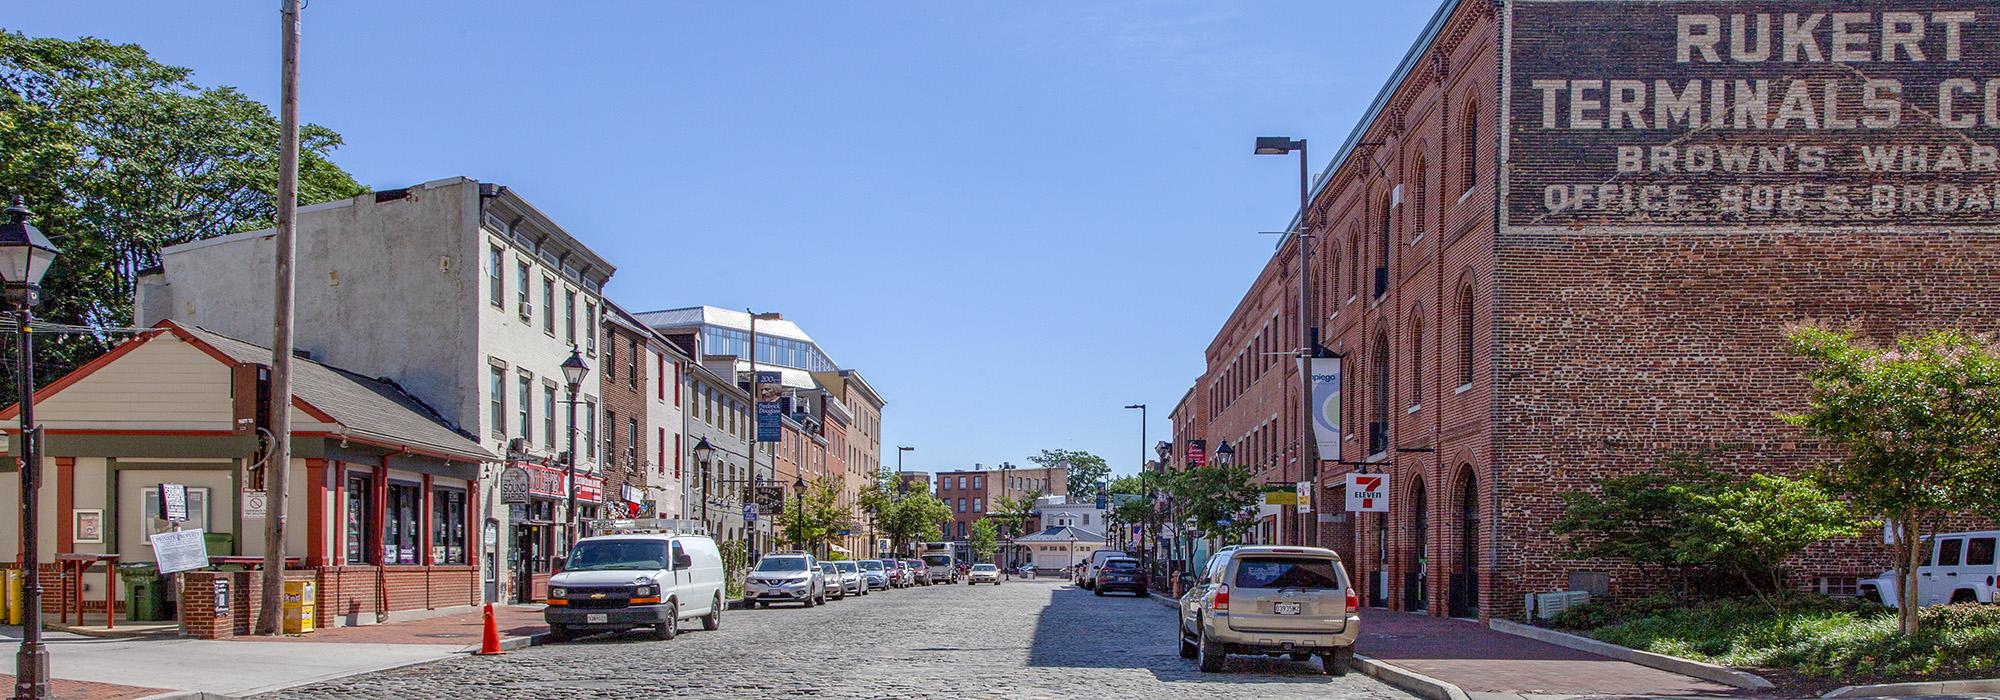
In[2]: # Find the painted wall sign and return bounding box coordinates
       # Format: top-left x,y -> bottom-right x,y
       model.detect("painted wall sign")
1502,1 -> 2000,229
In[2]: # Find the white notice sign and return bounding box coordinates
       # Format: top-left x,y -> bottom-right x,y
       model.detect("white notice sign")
151,528 -> 209,574
242,490 -> 267,519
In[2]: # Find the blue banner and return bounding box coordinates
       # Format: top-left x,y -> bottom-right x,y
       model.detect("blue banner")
756,400 -> 782,442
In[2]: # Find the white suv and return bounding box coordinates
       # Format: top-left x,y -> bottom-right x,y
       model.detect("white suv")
745,552 -> 827,608
1178,545 -> 1359,675
1861,530 -> 2000,608
544,533 -> 725,642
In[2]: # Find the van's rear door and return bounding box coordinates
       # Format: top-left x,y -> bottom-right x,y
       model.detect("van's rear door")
1225,555 -> 1347,634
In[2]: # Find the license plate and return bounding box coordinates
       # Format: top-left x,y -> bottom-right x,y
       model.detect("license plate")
1274,602 -> 1302,615
586,613 -> 608,623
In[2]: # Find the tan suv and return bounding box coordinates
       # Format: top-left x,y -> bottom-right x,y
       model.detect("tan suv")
1177,545 -> 1358,675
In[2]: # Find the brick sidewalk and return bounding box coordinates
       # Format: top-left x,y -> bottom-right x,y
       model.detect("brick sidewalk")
1357,609 -> 1743,697
0,674 -> 165,700
229,605 -> 547,648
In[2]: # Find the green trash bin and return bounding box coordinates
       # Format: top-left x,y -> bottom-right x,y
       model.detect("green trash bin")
119,564 -> 163,622
202,532 -> 234,557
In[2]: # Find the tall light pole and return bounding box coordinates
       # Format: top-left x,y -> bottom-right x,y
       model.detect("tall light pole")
792,475 -> 807,551
560,348 -> 590,543
1151,440 -> 1171,587
1255,135 -> 1315,547
2,197 -> 60,699
895,446 -> 913,494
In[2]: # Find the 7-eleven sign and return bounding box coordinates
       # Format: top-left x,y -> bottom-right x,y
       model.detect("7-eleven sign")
1346,474 -> 1388,512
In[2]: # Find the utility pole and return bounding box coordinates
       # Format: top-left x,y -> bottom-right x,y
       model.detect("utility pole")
257,0 -> 301,637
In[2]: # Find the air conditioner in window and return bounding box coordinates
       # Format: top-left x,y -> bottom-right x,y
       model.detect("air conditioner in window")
507,437 -> 532,456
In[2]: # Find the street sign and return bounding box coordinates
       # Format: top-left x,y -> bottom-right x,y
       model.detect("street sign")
744,503 -> 759,523
1296,481 -> 1312,514
499,466 -> 531,503
241,490 -> 268,519
157,483 -> 189,522
151,528 -> 209,573
753,486 -> 786,514
1346,473 -> 1387,512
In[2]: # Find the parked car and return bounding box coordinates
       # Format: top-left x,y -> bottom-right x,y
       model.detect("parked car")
820,562 -> 849,600
1178,545 -> 1357,675
1081,549 -> 1126,590
906,559 -> 930,586
833,560 -> 868,596
882,559 -> 910,588
1095,557 -> 1147,596
858,559 -> 890,591
1861,530 -> 2000,607
745,552 -> 826,608
1016,564 -> 1037,580
544,531 -> 725,642
968,563 -> 1001,585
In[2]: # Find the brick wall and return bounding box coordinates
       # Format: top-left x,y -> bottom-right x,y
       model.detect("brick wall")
603,320 -> 649,515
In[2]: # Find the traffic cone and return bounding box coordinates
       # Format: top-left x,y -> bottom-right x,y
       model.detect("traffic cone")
476,602 -> 505,655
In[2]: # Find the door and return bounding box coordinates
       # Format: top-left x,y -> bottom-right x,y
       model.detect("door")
1450,479 -> 1480,618
1406,480 -> 1428,613
1922,537 -> 1960,606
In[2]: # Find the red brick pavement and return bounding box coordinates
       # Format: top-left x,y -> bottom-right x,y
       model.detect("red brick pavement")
228,605 -> 547,647
1357,610 -> 1744,697
0,674 -> 165,700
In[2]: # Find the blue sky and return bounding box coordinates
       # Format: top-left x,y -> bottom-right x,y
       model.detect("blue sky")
7,1 -> 1440,478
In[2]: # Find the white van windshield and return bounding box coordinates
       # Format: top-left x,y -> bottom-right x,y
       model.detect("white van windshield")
566,540 -> 670,571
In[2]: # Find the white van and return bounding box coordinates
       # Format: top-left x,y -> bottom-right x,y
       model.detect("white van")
544,531 -> 726,642
1082,549 -> 1127,590
1861,530 -> 2000,608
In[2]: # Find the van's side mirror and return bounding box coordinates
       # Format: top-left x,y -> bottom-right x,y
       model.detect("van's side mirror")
674,553 -> 693,569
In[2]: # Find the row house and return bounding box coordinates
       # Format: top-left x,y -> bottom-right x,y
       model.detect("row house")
137,177 -> 613,604
1181,0 -> 2000,621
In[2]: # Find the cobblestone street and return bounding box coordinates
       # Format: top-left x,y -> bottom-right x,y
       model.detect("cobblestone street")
260,580 -> 1413,699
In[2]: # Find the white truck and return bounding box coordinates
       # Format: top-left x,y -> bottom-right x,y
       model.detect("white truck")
921,543 -> 958,584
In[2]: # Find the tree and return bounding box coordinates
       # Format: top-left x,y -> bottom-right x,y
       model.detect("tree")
1783,325 -> 2000,635
1106,473 -> 1148,496
1675,473 -> 1864,608
779,478 -> 850,557
0,32 -> 366,396
1166,464 -> 1260,546
1028,449 -> 1111,499
877,490 -> 952,557
1552,454 -> 1722,591
969,519 -> 998,564
988,491 -> 1042,538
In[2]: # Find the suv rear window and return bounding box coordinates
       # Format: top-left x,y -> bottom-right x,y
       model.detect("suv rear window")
1233,557 -> 1341,590
1104,559 -> 1141,571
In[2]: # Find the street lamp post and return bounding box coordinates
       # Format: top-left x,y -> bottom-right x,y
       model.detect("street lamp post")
1151,440 -> 1171,588
792,475 -> 807,551
1255,135 -> 1316,548
2,197 -> 61,700
692,437 -> 716,531
1212,440 -> 1235,552
559,348 -> 590,543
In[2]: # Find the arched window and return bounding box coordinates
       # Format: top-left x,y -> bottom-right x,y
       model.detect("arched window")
1461,98 -> 1480,195
1410,312 -> 1424,408
1376,193 -> 1393,298
1371,333 -> 1390,455
1411,153 -> 1428,242
1349,234 -> 1361,300
1457,280 -> 1476,386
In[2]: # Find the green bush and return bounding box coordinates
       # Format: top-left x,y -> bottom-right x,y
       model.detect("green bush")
1583,597 -> 2000,680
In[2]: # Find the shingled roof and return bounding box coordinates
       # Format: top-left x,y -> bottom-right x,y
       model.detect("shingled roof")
171,323 -> 494,463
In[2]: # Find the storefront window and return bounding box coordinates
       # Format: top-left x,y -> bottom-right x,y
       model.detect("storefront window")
346,474 -> 372,564
433,488 -> 467,565
386,482 -> 421,565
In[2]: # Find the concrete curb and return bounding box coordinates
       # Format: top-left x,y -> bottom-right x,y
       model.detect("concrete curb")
1822,678 -> 2000,697
1349,653 -> 1471,700
1487,618 -> 1775,691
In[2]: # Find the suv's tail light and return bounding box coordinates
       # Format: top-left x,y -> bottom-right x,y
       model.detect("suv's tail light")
1346,589 -> 1359,613
1214,584 -> 1231,611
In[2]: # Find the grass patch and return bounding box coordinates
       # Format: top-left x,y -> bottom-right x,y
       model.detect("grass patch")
1552,596 -> 2000,681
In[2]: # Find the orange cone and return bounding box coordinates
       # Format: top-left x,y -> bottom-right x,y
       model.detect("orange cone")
476,603 -> 506,655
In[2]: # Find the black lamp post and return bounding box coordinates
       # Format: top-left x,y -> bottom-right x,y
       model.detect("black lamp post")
1214,440 -> 1235,467
1150,440 -> 1171,585
692,437 -> 716,529
559,347 -> 589,543
792,474 -> 806,551
3,197 -> 60,700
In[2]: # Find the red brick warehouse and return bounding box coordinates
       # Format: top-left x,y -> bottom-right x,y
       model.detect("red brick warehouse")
1175,0 -> 2000,621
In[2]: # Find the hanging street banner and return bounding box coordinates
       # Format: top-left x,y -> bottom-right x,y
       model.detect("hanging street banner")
1296,481 -> 1313,514
754,372 -> 785,443
1346,473 -> 1388,513
1307,358 -> 1343,462
1502,1 -> 2000,230
753,485 -> 787,515
1184,439 -> 1207,467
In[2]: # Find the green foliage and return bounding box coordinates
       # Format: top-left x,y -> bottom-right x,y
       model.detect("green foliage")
969,519 -> 998,562
778,478 -> 850,555
1165,464 -> 1260,546
719,540 -> 748,599
1783,325 -> 2000,634
873,480 -> 952,555
987,491 -> 1041,538
0,31 -> 365,396
1106,473 -> 1148,496
1028,449 -> 1111,499
1577,597 -> 2000,682
1553,454 -> 1862,604
1106,470 -> 1166,532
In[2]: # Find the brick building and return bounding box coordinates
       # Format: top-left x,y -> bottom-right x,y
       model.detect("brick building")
1177,0 -> 2000,621
935,463 -> 1067,549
